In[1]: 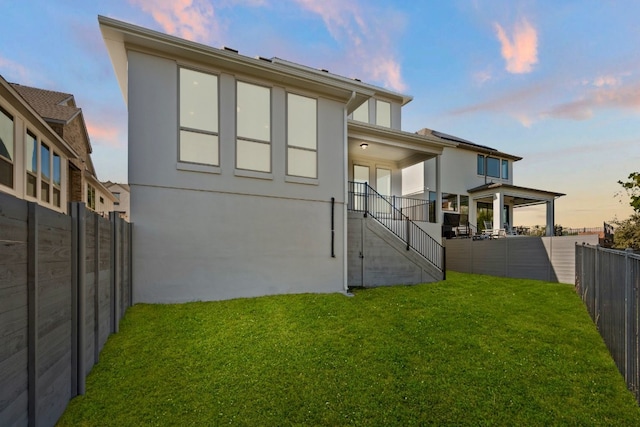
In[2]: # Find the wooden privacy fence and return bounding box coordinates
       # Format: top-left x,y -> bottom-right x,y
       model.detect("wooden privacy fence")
575,244 -> 640,403
444,235 -> 599,284
0,192 -> 132,427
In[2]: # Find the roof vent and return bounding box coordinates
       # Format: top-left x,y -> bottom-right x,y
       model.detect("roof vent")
223,46 -> 238,53
256,56 -> 272,62
353,78 -> 361,82
320,69 -> 329,73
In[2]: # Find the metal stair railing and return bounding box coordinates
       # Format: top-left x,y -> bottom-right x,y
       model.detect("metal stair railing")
348,181 -> 445,274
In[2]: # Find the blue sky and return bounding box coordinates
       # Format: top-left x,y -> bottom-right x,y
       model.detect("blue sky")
1,0 -> 639,227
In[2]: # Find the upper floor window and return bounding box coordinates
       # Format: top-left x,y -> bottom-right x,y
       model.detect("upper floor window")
41,143 -> 50,203
477,154 -> 507,179
179,68 -> 219,166
376,100 -> 391,128
352,101 -> 369,123
287,93 -> 317,179
0,106 -> 14,188
53,153 -> 61,207
502,159 -> 509,180
236,81 -> 271,172
26,131 -> 38,197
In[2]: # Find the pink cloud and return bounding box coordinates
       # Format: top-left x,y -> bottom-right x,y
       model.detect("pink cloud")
86,121 -> 123,148
128,0 -> 218,43
292,0 -> 407,92
545,79 -> 640,120
494,18 -> 538,74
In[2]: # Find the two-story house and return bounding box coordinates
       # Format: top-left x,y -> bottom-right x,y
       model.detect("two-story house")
100,16 -> 465,302
415,129 -> 564,237
0,75 -> 78,213
9,82 -> 117,215
103,181 -> 131,221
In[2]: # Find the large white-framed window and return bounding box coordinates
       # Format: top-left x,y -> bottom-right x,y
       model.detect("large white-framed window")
352,101 -> 369,123
179,67 -> 219,166
236,81 -> 271,173
376,167 -> 391,196
0,106 -> 14,188
40,143 -> 50,203
376,100 -> 391,128
26,130 -> 38,198
287,93 -> 317,179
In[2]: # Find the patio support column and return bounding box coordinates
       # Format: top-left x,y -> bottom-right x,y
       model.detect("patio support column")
545,199 -> 555,236
435,154 -> 442,224
493,191 -> 504,229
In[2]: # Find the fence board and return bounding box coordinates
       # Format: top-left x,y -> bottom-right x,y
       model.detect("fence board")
446,235 -> 599,283
0,196 -> 133,427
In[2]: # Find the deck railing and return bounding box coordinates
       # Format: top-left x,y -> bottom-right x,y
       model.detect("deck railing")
347,181 -> 445,273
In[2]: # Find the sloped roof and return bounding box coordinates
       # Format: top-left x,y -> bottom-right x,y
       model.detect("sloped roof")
10,83 -> 81,123
103,181 -> 130,192
416,128 -> 522,161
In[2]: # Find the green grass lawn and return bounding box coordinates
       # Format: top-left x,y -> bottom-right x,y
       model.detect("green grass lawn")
58,272 -> 640,426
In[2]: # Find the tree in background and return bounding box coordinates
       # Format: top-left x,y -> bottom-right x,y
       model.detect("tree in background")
618,172 -> 640,213
613,172 -> 640,250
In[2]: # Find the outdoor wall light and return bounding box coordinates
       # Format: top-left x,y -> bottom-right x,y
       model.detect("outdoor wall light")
360,143 -> 368,149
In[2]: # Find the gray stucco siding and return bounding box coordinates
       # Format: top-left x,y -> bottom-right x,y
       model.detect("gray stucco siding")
128,50 -> 346,204
131,185 -> 344,302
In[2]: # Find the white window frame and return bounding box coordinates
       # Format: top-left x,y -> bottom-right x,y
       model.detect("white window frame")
376,100 -> 391,128
236,80 -> 272,173
0,105 -> 15,189
178,67 -> 220,167
286,92 -> 318,179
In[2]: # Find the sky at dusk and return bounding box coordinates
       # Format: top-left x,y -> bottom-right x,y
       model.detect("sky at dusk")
1,0 -> 639,227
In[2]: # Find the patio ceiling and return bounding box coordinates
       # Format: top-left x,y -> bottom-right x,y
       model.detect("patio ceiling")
348,120 -> 456,168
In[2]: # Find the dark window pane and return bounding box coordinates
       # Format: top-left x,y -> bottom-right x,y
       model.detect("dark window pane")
41,181 -> 50,203
502,159 -> 509,179
53,153 -> 61,186
477,155 -> 484,175
0,157 -> 13,187
41,144 -> 50,180
487,157 -> 500,178
27,173 -> 37,197
0,107 -> 13,161
53,187 -> 61,207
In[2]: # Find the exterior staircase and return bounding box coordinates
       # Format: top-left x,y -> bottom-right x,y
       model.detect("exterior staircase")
347,182 -> 445,287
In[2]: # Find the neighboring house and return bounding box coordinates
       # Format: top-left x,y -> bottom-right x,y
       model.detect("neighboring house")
99,17 -> 562,303
103,181 -> 130,220
10,82 -> 117,215
0,74 -> 79,213
413,129 -> 564,237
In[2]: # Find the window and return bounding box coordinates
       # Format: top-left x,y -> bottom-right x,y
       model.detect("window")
87,184 -> 96,210
0,106 -> 14,188
460,195 -> 469,226
376,100 -> 391,128
26,131 -> 38,197
478,154 -> 507,179
486,157 -> 500,178
179,68 -> 219,165
236,81 -> 271,172
376,168 -> 391,196
52,153 -> 61,207
429,191 -> 437,223
442,193 -> 458,212
40,143 -> 50,203
99,196 -> 104,204
287,93 -> 317,178
502,159 -> 509,179
113,192 -> 120,206
352,101 -> 369,123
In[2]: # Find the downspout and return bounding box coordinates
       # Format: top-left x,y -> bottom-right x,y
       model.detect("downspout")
343,91 -> 356,294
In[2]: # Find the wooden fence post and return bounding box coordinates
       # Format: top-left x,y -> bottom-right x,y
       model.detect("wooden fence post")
595,245 -> 600,328
70,203 -> 78,399
94,215 -> 100,364
110,213 -> 121,333
77,204 -> 86,395
27,202 -> 38,426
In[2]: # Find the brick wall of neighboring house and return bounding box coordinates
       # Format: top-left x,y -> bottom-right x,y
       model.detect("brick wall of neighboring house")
62,116 -> 92,172
69,168 -> 83,203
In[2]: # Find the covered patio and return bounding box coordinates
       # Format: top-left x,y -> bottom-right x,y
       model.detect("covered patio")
468,182 -> 565,237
